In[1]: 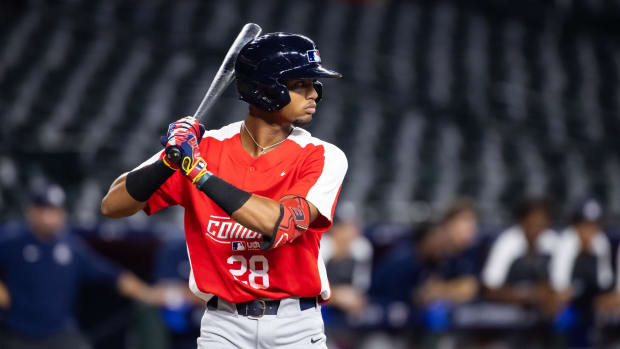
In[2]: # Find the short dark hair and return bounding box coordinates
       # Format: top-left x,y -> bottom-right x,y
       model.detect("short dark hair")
514,197 -> 552,222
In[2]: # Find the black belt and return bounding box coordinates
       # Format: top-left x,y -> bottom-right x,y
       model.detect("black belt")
207,296 -> 317,317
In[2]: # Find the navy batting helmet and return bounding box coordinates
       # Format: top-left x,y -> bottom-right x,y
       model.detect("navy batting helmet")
235,32 -> 342,112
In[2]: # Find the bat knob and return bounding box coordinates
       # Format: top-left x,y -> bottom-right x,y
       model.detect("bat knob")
165,146 -> 182,164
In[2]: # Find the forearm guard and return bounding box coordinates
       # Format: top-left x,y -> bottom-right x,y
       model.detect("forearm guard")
125,160 -> 175,201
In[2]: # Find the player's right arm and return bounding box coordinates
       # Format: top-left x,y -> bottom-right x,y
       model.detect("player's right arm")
101,173 -> 146,218
101,116 -> 201,218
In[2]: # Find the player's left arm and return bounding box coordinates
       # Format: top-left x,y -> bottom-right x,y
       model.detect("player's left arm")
191,171 -> 317,249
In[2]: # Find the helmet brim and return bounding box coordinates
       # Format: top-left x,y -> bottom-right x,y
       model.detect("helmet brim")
280,64 -> 342,80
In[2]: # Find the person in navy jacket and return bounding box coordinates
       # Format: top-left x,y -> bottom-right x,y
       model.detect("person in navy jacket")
0,184 -> 164,349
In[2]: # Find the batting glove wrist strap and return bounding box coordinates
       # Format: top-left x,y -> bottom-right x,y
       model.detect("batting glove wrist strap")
182,156 -> 208,184
126,160 -> 175,202
196,175 -> 252,216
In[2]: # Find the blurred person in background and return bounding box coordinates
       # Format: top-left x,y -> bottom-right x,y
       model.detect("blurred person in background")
481,197 -> 562,346
595,214 -> 620,346
0,184 -> 164,349
413,200 -> 479,307
550,198 -> 613,347
153,239 -> 206,349
320,202 -> 372,349
368,199 -> 479,348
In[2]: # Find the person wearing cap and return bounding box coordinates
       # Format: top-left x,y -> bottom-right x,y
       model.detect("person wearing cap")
0,184 -> 164,349
549,198 -> 613,346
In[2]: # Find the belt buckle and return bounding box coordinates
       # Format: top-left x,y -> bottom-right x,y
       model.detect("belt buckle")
248,299 -> 266,319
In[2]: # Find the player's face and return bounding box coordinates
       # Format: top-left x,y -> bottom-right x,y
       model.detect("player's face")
280,79 -> 318,127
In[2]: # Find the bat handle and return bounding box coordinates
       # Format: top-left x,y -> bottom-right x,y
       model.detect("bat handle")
165,146 -> 182,165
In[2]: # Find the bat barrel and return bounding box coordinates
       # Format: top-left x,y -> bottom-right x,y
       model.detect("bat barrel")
193,23 -> 262,121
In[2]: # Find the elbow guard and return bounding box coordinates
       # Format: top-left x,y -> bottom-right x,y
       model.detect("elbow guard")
260,197 -> 310,250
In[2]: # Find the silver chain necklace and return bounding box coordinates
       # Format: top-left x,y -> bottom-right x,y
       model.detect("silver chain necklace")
241,122 -> 293,156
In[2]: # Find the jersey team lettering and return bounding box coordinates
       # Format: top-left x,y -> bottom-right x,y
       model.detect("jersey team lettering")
206,215 -> 263,245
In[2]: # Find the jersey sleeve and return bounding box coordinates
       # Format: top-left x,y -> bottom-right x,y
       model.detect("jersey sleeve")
286,143 -> 348,230
135,150 -> 186,215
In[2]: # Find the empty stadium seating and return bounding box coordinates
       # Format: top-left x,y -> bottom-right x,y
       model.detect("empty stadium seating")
1,0 -> 620,226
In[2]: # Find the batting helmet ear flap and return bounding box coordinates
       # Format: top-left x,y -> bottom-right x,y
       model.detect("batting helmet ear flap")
262,82 -> 291,111
313,81 -> 323,104
236,77 -> 291,111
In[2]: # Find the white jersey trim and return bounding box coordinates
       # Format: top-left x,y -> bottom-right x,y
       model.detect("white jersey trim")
186,244 -> 215,302
317,247 -> 331,301
203,121 -> 242,141
135,150 -> 164,170
288,128 -> 348,222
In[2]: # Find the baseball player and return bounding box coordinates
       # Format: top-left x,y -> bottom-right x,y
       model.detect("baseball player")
102,33 -> 347,348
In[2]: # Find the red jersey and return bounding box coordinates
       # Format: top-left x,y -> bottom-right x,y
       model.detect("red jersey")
139,121 -> 348,303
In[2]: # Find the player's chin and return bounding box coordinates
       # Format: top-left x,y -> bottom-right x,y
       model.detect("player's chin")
292,114 -> 313,128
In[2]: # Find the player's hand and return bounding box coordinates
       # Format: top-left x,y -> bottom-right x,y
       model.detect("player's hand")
164,116 -> 205,142
167,135 -> 208,184
180,143 -> 209,184
160,116 -> 206,170
160,122 -> 209,183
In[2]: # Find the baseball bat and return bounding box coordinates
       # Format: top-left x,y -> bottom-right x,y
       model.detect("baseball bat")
166,23 -> 263,163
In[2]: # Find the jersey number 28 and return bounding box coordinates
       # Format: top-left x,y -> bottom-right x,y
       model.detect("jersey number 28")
227,255 -> 270,289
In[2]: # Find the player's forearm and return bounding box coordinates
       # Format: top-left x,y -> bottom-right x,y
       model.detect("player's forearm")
193,173 -> 279,237
196,175 -> 317,241
231,195 -> 283,237
101,173 -> 147,218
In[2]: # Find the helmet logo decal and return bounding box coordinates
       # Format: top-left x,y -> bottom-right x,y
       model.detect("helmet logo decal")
307,50 -> 321,63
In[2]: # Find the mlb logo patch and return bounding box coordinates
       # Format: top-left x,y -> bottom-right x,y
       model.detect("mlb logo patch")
307,50 -> 321,63
232,241 -> 246,251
